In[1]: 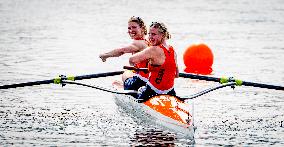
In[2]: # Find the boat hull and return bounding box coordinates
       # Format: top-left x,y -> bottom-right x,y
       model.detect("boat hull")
113,92 -> 194,138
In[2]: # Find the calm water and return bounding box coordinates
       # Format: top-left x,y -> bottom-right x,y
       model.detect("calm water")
1,0 -> 284,146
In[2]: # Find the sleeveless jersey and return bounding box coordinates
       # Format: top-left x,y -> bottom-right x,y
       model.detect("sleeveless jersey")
147,45 -> 176,94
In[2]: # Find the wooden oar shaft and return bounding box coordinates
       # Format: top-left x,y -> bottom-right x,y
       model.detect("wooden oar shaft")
0,71 -> 124,89
179,73 -> 284,91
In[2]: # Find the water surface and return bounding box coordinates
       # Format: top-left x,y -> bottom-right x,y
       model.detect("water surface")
1,0 -> 284,146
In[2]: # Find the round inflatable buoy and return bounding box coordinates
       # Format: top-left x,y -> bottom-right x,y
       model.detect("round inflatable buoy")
183,43 -> 213,75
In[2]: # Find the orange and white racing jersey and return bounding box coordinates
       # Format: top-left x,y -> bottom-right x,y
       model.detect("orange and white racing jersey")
147,45 -> 176,94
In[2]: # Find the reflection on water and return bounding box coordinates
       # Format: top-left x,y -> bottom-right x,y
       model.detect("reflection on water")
131,129 -> 177,146
1,0 -> 284,146
131,128 -> 197,146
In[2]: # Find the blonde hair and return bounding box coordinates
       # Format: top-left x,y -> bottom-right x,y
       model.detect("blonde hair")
128,16 -> 147,35
150,22 -> 171,40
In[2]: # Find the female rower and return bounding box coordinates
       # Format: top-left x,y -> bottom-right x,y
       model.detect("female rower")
99,16 -> 149,90
129,22 -> 179,101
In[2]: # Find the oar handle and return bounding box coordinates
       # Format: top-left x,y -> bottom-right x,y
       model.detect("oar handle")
74,71 -> 124,80
123,66 -> 149,73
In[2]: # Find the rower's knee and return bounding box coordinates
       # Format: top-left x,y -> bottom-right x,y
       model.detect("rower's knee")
122,70 -> 134,82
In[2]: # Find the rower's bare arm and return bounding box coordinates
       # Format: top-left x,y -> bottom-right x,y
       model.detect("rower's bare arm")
129,47 -> 153,66
99,49 -> 124,62
99,44 -> 140,62
174,51 -> 179,78
175,66 -> 179,78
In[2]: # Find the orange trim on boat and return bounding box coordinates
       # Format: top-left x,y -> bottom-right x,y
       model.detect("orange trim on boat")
144,95 -> 191,124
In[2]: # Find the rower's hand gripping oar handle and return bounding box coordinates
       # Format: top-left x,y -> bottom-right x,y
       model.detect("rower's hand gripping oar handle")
123,66 -> 149,74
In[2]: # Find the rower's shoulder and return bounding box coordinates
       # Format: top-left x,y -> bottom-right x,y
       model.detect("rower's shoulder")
132,40 -> 148,50
133,39 -> 148,45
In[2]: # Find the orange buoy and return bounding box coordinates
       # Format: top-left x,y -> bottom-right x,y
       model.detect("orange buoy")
183,43 -> 214,75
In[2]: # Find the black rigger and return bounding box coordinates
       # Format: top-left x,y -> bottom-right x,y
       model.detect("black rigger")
179,73 -> 284,91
